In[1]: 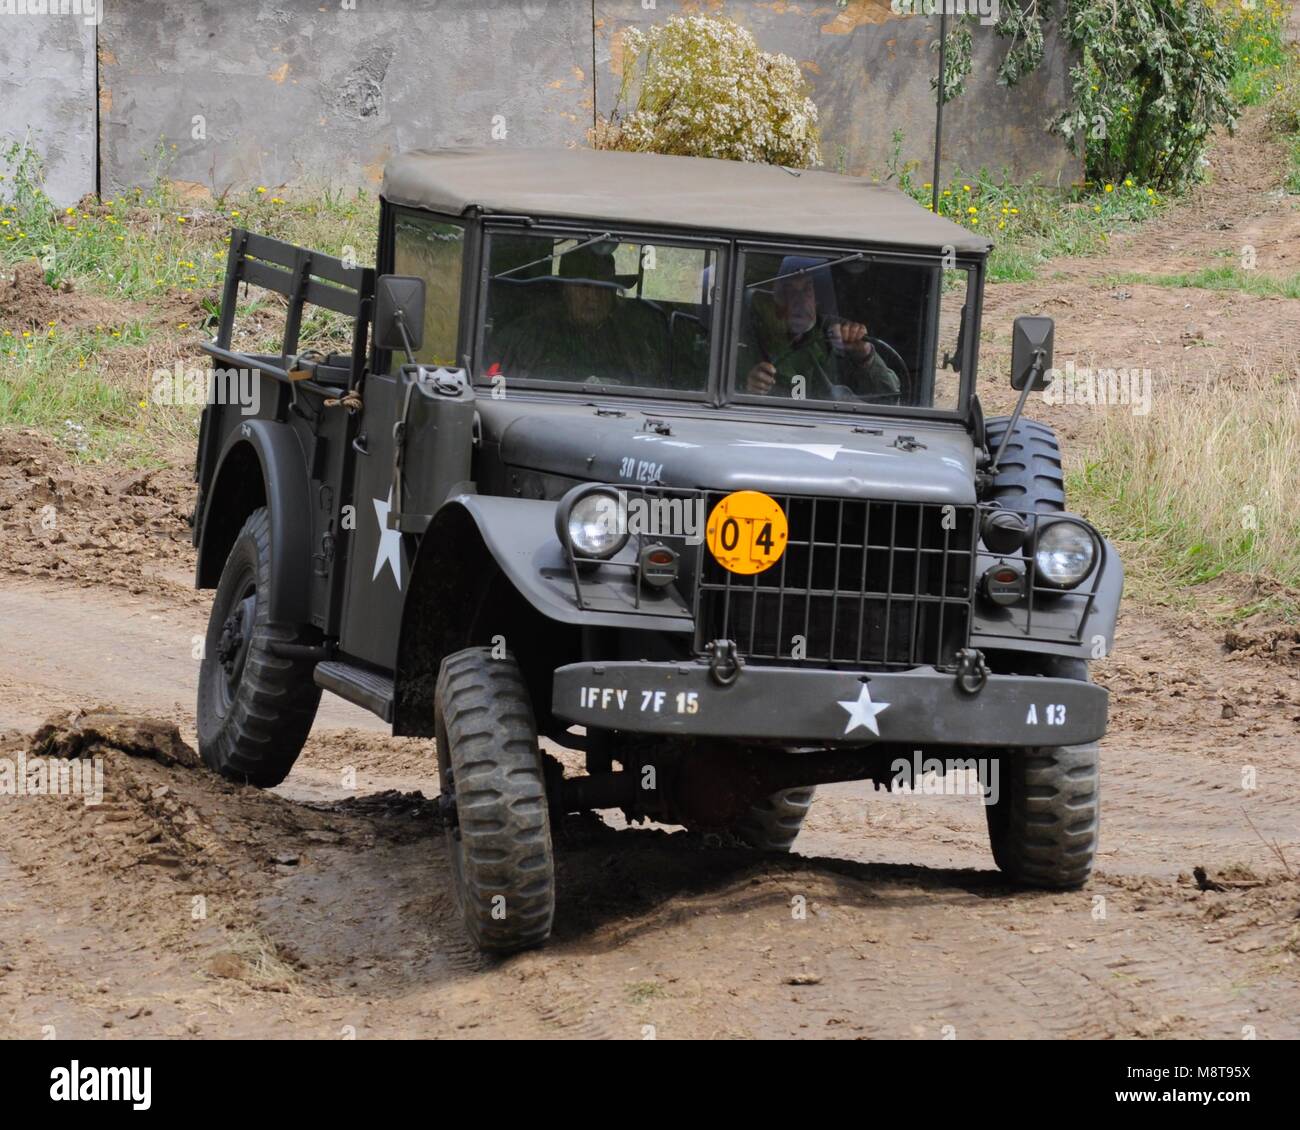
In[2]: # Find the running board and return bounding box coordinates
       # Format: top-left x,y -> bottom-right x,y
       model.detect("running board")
313,661 -> 395,723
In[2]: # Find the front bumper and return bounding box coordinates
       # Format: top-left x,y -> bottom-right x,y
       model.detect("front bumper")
552,660 -> 1107,747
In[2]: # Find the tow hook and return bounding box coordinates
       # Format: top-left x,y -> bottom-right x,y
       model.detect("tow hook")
953,647 -> 989,695
705,639 -> 742,686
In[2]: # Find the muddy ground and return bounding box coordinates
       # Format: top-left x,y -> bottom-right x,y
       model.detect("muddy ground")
1,108 -> 1298,1039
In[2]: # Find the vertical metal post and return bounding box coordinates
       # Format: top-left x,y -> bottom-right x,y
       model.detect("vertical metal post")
932,9 -> 948,213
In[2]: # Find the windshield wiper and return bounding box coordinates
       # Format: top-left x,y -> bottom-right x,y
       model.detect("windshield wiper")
746,251 -> 865,291
491,231 -> 614,281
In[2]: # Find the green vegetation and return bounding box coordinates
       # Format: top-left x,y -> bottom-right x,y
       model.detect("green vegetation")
1111,267 -> 1300,300
884,132 -> 1164,282
939,0 -> 1256,192
0,138 -> 376,461
590,14 -> 819,168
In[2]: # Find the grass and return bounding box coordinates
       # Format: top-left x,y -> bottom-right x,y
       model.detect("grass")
0,137 -> 377,460
1110,266 -> 1300,300
1218,0 -> 1294,106
1216,0 -> 1300,192
1071,364 -> 1300,606
1263,48 -> 1300,194
627,980 -> 668,1005
881,132 -> 1166,283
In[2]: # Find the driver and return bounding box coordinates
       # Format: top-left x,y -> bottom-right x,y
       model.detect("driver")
491,245 -> 670,386
744,262 -> 900,402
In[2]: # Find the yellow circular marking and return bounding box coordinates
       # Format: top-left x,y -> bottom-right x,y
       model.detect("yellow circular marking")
706,490 -> 789,575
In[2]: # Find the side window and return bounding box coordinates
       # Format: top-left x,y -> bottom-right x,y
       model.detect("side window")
392,211 -> 465,365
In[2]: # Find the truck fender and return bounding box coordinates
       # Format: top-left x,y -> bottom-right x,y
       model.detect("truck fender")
195,418 -> 313,625
391,494 -> 691,737
435,494 -> 691,632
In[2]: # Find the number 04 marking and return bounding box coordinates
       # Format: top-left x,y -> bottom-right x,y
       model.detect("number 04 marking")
705,490 -> 788,576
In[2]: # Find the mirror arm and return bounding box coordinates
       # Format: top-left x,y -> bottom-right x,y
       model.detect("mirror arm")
989,347 -> 1045,473
393,309 -> 418,365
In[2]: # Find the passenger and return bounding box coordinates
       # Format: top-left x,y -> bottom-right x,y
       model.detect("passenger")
491,246 -> 670,386
743,261 -> 900,402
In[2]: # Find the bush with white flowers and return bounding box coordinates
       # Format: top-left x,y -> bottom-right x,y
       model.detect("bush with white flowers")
590,15 -> 821,169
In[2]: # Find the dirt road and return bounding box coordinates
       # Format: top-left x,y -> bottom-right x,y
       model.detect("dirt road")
1,569 -> 1296,1039
2,104 -> 1298,1039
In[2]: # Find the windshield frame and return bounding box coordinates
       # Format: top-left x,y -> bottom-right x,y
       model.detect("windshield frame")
725,239 -> 981,422
472,220 -> 729,404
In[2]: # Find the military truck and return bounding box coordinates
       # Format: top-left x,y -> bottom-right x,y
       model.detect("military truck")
193,148 -> 1121,953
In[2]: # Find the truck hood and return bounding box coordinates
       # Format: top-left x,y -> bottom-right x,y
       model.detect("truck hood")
490,403 -> 978,505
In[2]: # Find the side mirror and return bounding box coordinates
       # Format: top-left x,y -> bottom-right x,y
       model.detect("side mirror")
1010,315 -> 1054,390
374,274 -> 426,359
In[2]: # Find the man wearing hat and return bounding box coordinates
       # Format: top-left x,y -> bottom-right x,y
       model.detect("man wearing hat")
490,244 -> 675,388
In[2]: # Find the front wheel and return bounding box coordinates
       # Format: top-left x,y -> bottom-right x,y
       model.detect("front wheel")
196,507 -> 320,787
984,743 -> 1099,888
435,647 -> 555,954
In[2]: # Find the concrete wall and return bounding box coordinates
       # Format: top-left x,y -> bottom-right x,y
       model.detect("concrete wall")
3,0 -> 1080,206
98,0 -> 595,197
0,5 -> 98,206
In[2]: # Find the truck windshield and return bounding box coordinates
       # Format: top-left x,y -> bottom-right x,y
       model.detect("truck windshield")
478,231 -> 718,395
734,249 -> 971,412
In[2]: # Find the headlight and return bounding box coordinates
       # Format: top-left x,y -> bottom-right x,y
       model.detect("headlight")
557,486 -> 628,560
1033,519 -> 1097,589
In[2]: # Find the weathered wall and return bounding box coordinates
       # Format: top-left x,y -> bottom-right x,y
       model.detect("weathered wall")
99,0 -> 594,196
4,0 -> 1079,206
0,5 -> 98,205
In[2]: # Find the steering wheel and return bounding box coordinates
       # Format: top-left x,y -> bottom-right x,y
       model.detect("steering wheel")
859,335 -> 910,404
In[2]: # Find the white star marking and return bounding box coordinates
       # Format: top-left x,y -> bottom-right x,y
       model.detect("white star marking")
372,489 -> 403,589
838,683 -> 890,736
731,440 -> 888,462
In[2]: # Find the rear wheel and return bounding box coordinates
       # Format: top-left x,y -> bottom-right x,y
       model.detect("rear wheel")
985,742 -> 1099,888
197,507 -> 320,787
435,647 -> 555,954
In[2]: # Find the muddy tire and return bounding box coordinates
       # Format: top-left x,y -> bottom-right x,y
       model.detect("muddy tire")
733,786 -> 816,852
435,647 -> 555,954
985,743 -> 1099,888
197,507 -> 321,787
985,416 -> 1065,512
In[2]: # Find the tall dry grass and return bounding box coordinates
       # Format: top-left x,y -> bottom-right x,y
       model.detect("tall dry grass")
1073,362 -> 1300,606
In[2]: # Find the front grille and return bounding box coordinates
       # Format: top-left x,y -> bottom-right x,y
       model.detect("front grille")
693,495 -> 976,670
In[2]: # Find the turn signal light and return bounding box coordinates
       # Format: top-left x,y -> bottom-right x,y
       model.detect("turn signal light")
982,559 -> 1026,606
639,544 -> 679,588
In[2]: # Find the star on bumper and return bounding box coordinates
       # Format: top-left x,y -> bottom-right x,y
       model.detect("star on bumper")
838,683 -> 890,736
